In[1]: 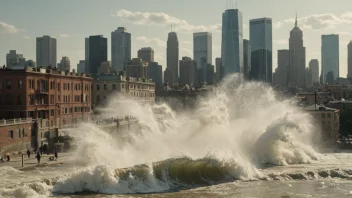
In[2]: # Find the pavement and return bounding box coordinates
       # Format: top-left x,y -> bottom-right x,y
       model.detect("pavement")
0,152 -> 73,170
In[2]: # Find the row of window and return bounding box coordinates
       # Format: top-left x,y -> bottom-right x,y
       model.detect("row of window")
0,94 -> 23,105
62,107 -> 90,114
0,80 -> 90,92
0,80 -> 23,89
8,128 -> 28,139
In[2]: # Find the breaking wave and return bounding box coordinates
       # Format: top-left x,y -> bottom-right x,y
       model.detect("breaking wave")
0,75 -> 324,197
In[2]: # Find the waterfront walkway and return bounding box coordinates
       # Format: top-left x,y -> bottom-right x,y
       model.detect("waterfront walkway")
0,152 -> 72,170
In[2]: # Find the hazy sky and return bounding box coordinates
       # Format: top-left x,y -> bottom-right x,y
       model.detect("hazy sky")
1,0 -> 352,77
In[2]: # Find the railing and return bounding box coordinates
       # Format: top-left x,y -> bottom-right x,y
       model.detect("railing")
0,118 -> 33,126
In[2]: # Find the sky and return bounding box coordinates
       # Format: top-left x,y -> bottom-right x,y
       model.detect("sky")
1,0 -> 352,77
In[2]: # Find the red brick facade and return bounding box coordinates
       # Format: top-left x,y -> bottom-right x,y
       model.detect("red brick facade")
0,67 -> 92,128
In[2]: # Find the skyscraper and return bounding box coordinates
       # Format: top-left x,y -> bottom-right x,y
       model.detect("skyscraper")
36,35 -> 57,67
309,59 -> 319,84
77,60 -> 86,74
321,34 -> 339,84
179,57 -> 198,85
193,32 -> 212,68
275,49 -> 290,86
138,47 -> 154,63
58,56 -> 71,71
166,31 -> 179,84
111,27 -> 131,72
243,39 -> 251,79
221,9 -> 243,76
85,35 -> 107,74
347,41 -> 352,78
250,18 -> 273,83
215,58 -> 223,83
289,15 -> 306,88
148,62 -> 163,88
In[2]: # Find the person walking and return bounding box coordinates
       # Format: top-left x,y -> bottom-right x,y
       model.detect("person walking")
54,149 -> 58,161
36,152 -> 41,165
26,149 -> 30,159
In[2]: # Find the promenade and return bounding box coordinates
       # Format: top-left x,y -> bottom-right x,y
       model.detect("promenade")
0,152 -> 72,170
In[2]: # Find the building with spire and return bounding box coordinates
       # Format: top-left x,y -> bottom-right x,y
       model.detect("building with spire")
221,8 -> 243,77
165,31 -> 179,84
288,14 -> 306,88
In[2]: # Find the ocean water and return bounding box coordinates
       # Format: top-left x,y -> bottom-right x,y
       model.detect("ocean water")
1,75 -> 351,198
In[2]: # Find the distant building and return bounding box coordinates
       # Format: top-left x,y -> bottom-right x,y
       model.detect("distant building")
111,27 -> 131,72
77,60 -> 85,74
221,9 -> 243,76
303,104 -> 339,147
322,34 -> 339,84
347,41 -> 352,78
58,56 -> 71,72
92,73 -> 155,106
274,49 -> 289,86
125,58 -> 148,79
138,47 -> 154,63
289,16 -> 306,88
179,57 -> 198,85
309,59 -> 319,84
193,32 -> 212,70
6,50 -> 26,69
25,60 -> 36,67
215,58 -> 223,84
164,68 -> 173,84
36,35 -> 57,68
98,61 -> 111,74
243,39 -> 251,79
148,62 -> 162,87
85,35 -> 107,75
249,18 -> 273,83
166,32 -> 179,84
205,64 -> 215,85
306,67 -> 312,88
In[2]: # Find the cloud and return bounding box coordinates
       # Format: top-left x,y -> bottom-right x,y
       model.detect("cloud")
181,41 -> 192,45
338,32 -> 352,36
274,39 -> 288,45
0,22 -> 19,34
181,48 -> 192,56
115,9 -> 221,32
136,36 -> 165,47
277,12 -> 352,30
59,34 -> 70,38
22,36 -> 30,39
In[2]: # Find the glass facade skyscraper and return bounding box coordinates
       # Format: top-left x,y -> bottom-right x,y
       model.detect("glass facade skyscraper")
193,32 -> 212,68
221,9 -> 243,76
249,18 -> 272,83
321,34 -> 339,84
85,35 -> 107,74
111,27 -> 131,72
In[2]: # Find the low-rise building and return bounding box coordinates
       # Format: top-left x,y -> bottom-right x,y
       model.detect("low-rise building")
303,104 -> 339,147
124,58 -> 148,79
92,73 -> 155,107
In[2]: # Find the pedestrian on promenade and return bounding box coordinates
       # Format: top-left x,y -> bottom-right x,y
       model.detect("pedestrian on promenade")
36,152 -> 41,165
26,149 -> 30,159
54,149 -> 58,161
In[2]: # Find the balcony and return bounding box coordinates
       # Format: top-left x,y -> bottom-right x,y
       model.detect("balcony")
36,89 -> 49,95
0,118 -> 32,126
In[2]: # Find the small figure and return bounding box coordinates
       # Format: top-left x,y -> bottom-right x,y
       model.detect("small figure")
36,152 -> 41,165
54,149 -> 58,161
27,149 -> 30,159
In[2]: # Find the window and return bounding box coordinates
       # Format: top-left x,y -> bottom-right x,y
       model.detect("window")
6,80 -> 11,89
122,84 -> 124,89
58,95 -> 61,102
113,84 -> 116,89
17,129 -> 21,138
97,84 -> 100,90
0,80 -> 2,89
327,113 -> 331,118
8,130 -> 13,139
29,79 -> 34,89
50,95 -> 54,104
18,80 -> 23,89
57,83 -> 60,91
17,95 -> 22,105
6,95 -> 12,105
0,95 -> 2,105
22,129 -> 25,138
104,84 -> 107,90
51,110 -> 54,116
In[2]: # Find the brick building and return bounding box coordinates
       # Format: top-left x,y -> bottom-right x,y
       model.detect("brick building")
0,118 -> 32,155
0,66 -> 92,129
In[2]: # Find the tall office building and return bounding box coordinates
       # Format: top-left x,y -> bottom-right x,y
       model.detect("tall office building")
148,62 -> 163,87
36,35 -> 57,67
215,58 -> 223,83
347,41 -> 352,78
243,39 -> 251,79
6,50 -> 26,68
58,56 -> 71,71
85,38 -> 89,74
221,9 -> 243,76
275,49 -> 290,86
85,35 -> 107,74
321,34 -> 339,84
179,57 -> 198,85
111,27 -> 131,72
250,18 -> 273,83
289,16 -> 306,88
138,47 -> 154,63
77,60 -> 86,74
193,32 -> 212,68
309,59 -> 319,84
166,31 -> 179,84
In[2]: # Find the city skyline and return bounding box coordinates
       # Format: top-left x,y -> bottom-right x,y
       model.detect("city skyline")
1,0 -> 352,77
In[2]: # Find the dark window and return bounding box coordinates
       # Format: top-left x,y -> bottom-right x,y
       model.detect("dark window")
97,84 -> 100,90
18,80 -> 23,89
50,95 -> 54,104
6,80 -> 11,89
51,110 -> 54,116
104,84 -> 107,90
8,130 -> 13,139
17,129 -> 21,138
0,95 -> 2,105
22,129 -> 25,138
17,95 -> 22,105
6,95 -> 12,105
113,84 -> 116,89
58,83 -> 60,91
0,80 -> 2,89
29,95 -> 34,105
29,79 -> 34,89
